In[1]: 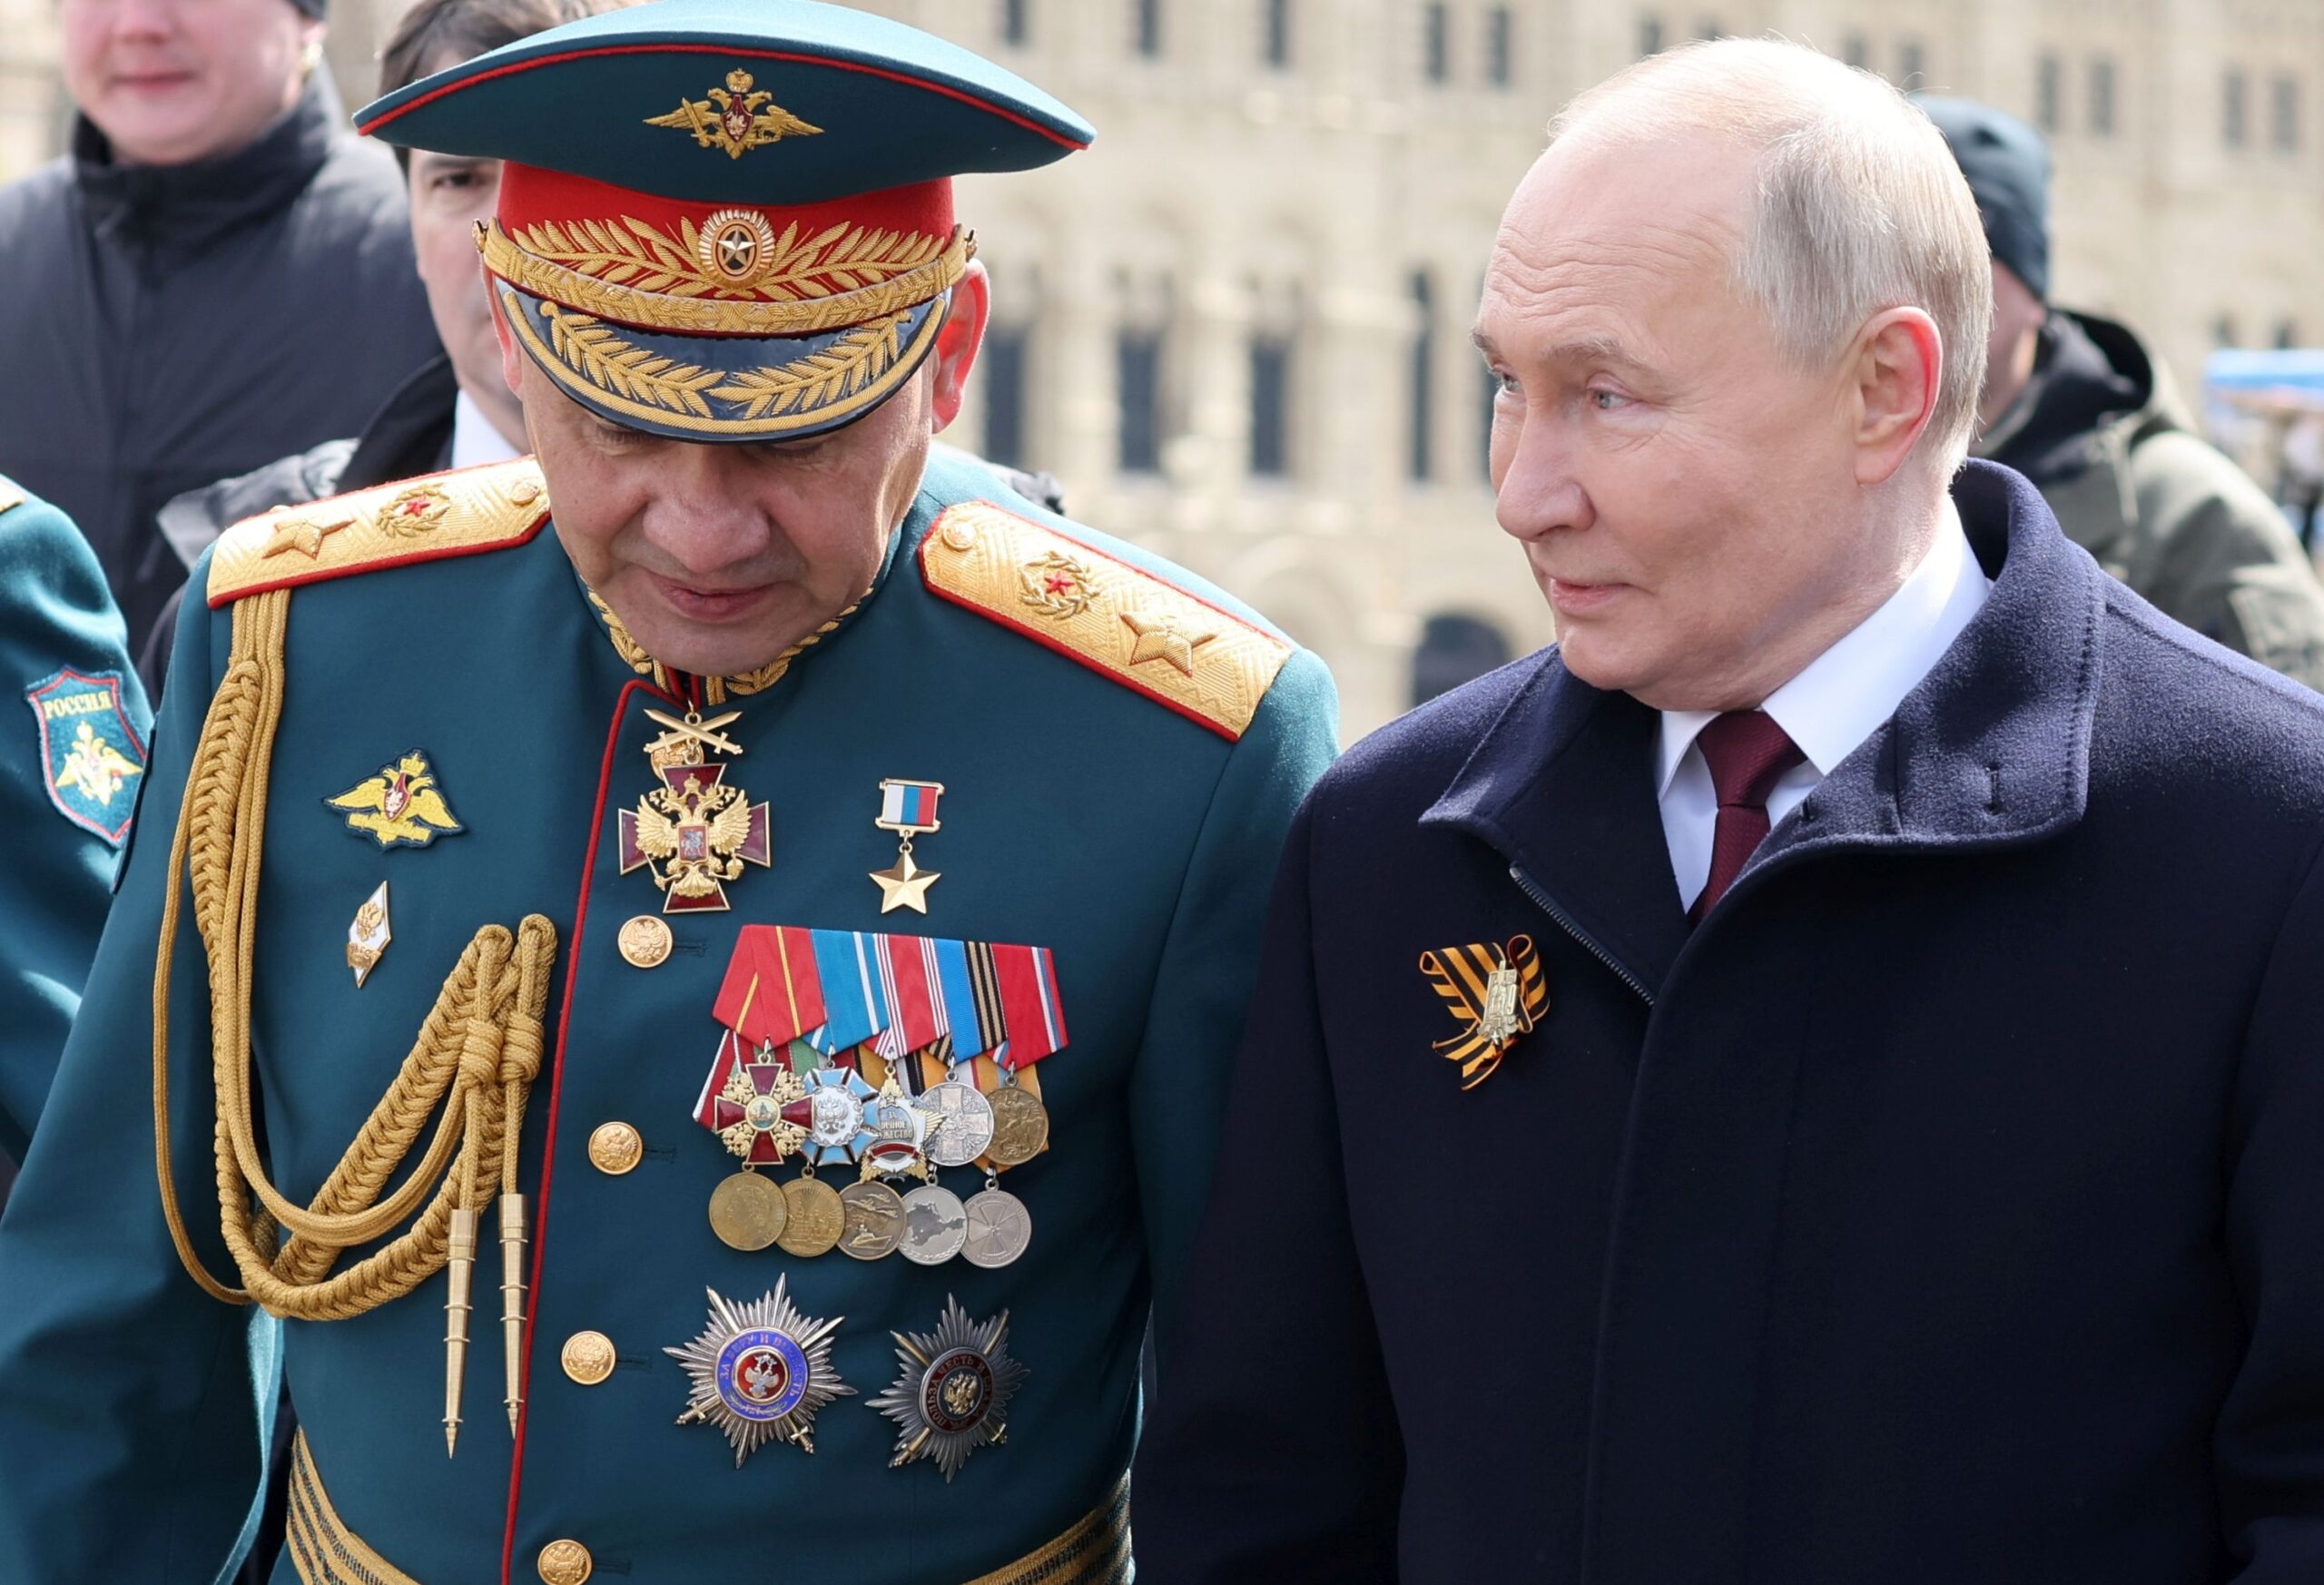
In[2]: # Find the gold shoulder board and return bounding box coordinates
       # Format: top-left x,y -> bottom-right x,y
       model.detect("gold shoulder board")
919,500 -> 1294,743
207,458 -> 550,609
0,477 -> 25,516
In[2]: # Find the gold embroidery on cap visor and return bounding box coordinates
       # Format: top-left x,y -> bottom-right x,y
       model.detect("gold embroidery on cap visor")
479,220 -> 970,336
497,282 -> 948,439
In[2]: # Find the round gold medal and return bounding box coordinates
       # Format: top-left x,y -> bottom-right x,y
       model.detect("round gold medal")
617,915 -> 674,970
837,1179 -> 906,1261
983,1085 -> 1050,1167
707,1169 -> 786,1252
776,1175 -> 845,1257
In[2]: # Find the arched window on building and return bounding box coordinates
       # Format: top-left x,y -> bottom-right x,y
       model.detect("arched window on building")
1134,0 -> 1161,59
1116,271 -> 1175,476
2272,74 -> 2302,153
1639,15 -> 1664,58
1423,3 -> 1450,84
2276,319 -> 2301,351
2214,314 -> 2240,349
1412,614 -> 1514,707
1250,336 -> 1293,477
1841,34 -> 1869,70
2034,53 -> 2062,132
1264,0 -> 1290,68
1408,269 -> 1435,484
1247,279 -> 1302,480
978,260 -> 1040,468
1000,0 -> 1028,46
2089,55 -> 2118,138
1485,7 -> 1513,88
2224,67 -> 2250,150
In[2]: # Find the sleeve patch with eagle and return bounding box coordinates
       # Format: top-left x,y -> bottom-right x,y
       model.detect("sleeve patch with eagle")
26,667 -> 146,846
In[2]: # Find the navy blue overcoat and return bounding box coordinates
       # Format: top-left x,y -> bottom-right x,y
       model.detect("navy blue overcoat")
1137,462 -> 2324,1585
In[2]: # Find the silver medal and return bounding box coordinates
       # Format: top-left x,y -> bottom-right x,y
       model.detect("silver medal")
959,1186 -> 1032,1270
913,1078 -> 995,1168
897,1184 -> 968,1265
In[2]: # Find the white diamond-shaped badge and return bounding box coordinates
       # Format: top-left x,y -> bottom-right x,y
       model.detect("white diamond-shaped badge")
347,881 -> 391,988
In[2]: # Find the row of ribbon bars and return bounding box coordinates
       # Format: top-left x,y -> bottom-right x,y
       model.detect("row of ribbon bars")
710,926 -> 1068,1068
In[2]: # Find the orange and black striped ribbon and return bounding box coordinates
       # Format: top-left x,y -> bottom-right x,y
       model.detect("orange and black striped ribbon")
1417,935 -> 1549,1089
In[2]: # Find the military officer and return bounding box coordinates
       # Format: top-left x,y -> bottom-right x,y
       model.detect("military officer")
0,5 -> 1336,1582
0,477 -> 152,1186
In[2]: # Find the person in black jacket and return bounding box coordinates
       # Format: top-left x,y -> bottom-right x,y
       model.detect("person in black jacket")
0,0 -> 438,662
1137,39 -> 2324,1585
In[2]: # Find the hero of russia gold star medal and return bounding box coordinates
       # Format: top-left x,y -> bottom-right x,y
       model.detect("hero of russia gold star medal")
870,779 -> 943,914
617,707 -> 771,913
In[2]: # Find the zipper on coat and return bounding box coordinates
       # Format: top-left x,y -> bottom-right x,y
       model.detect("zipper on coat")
1508,862 -> 1656,1006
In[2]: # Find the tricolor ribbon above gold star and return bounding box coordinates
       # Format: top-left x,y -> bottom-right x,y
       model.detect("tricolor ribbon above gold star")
1418,935 -> 1548,1089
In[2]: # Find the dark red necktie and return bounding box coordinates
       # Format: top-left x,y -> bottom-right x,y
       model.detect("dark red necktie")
1689,710 -> 1806,922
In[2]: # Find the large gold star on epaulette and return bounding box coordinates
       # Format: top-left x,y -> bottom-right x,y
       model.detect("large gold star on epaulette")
261,513 -> 357,560
1118,609 -> 1217,676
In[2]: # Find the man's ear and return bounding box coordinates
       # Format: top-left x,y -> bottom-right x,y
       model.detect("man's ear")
487,278 -> 527,403
927,261 -> 990,435
1851,305 -> 1943,487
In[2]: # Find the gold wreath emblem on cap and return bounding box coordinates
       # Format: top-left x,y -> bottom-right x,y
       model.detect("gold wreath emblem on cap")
697,209 -> 780,290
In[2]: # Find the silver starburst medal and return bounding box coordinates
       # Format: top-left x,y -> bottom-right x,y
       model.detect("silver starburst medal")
665,1281 -> 853,1465
869,1295 -> 1028,1481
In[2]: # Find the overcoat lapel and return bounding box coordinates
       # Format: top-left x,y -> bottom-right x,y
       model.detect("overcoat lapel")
1420,659 -> 1689,1002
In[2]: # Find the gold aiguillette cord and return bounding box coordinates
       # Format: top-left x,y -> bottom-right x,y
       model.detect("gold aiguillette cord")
148,587 -> 558,1458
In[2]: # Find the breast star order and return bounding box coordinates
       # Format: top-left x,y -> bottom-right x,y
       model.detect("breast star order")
1119,609 -> 1217,676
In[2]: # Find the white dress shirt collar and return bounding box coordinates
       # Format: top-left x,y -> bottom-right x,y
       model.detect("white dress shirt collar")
448,389 -> 522,473
1657,497 -> 1991,798
1652,500 -> 1992,911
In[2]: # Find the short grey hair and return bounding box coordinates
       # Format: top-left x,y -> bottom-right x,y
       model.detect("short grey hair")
1550,37 -> 1994,475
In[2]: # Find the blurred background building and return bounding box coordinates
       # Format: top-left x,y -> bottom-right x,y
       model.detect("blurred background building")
6,0 -> 2320,735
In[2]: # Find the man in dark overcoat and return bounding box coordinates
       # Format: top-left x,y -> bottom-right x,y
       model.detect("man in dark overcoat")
1136,36 -> 2324,1585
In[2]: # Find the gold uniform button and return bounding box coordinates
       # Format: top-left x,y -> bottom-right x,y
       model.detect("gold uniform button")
537,1539 -> 593,1585
561,1330 -> 616,1386
587,1122 -> 643,1176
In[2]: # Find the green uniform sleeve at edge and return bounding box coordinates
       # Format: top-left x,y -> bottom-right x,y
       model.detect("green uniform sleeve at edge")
0,497 -> 153,1156
0,561 -> 270,1585
1126,647 -> 1339,1374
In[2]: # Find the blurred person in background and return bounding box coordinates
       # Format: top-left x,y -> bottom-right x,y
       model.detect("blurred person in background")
136,0 -> 634,698
0,0 -> 438,670
1923,96 -> 2324,690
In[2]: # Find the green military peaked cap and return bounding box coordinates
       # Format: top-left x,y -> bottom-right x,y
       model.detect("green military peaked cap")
355,0 -> 1093,442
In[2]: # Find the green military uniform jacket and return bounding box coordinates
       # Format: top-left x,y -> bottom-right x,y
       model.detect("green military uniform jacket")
0,448 -> 1335,1583
1980,310 -> 2324,689
0,477 -> 151,1164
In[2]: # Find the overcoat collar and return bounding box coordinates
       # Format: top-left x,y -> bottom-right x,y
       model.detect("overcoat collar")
1420,461 -> 2105,997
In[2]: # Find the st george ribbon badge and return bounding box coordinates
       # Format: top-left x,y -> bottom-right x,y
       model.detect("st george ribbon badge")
1419,935 -> 1549,1089
870,1295 -> 1027,1481
619,707 -> 771,912
665,1281 -> 852,1466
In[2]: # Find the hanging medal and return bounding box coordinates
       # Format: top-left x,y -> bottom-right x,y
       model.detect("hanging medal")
694,1033 -> 806,1252
954,940 -> 1068,1269
619,706 -> 771,912
868,778 -> 944,914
